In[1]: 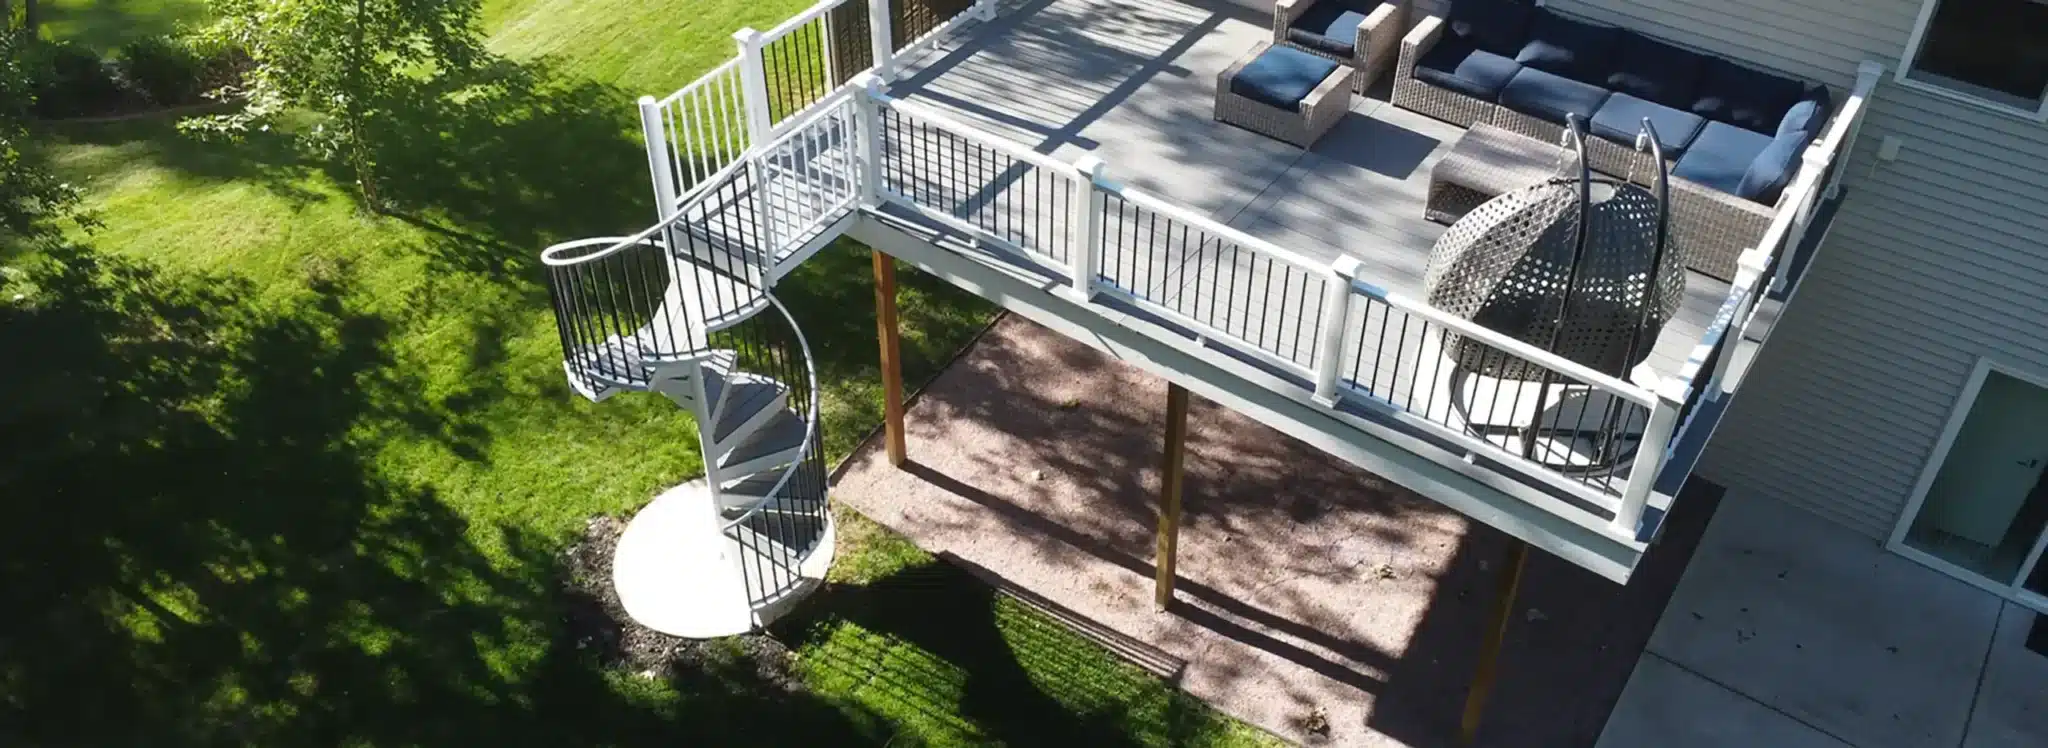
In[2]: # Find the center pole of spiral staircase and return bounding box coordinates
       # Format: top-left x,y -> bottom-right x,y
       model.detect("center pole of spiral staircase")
874,249 -> 908,467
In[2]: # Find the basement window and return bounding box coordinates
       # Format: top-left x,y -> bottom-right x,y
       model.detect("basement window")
1899,0 -> 2048,117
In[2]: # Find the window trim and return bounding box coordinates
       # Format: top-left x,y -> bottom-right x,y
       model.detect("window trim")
1895,0 -> 2048,121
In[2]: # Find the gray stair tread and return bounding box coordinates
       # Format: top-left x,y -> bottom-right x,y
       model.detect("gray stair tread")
715,380 -> 788,442
721,471 -> 784,499
719,410 -> 806,471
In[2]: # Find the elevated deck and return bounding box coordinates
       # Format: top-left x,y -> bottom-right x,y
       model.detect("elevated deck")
884,0 -> 1730,388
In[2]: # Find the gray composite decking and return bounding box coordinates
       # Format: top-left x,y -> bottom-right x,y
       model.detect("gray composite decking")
879,0 -> 1732,394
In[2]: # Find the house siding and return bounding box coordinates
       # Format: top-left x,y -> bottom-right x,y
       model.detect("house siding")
1521,0 -> 2048,541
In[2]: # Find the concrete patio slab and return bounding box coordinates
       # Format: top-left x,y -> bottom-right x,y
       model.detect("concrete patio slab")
1964,602 -> 2048,748
1642,494 -> 2002,748
1597,656 -> 1855,748
829,314 -> 1718,746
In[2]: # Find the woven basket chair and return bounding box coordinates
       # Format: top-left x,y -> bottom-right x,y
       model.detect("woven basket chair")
1422,115 -> 1685,471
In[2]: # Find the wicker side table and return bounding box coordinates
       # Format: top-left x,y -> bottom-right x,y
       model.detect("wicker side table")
1425,124 -> 1572,224
1216,42 -> 1358,149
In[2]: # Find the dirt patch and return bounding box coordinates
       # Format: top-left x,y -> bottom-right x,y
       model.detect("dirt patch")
557,514 -> 805,691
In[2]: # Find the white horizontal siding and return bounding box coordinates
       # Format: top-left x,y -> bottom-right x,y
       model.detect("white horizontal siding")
1545,0 -> 1918,88
1702,63 -> 2048,539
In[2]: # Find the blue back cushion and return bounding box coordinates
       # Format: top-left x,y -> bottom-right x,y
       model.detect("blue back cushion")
1415,37 -> 1524,101
1448,0 -> 1536,56
1288,2 -> 1371,59
1231,45 -> 1342,112
1691,57 -> 1804,134
1777,85 -> 1833,139
1738,132 -> 1806,203
1604,31 -> 1708,108
1515,11 -> 1620,83
1500,67 -> 1614,125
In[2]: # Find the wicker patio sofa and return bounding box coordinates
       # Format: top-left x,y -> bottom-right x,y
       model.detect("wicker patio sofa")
1273,0 -> 1408,92
1389,0 -> 1837,281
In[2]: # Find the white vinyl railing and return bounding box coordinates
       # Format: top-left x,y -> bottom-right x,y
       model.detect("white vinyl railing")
1666,61 -> 1886,465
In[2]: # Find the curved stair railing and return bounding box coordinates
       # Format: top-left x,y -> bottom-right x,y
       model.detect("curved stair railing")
540,94 -> 859,635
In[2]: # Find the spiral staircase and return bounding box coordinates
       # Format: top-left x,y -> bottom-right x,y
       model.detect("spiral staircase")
540,103 -> 859,638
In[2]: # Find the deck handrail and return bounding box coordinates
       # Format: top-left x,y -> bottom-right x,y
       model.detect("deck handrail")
868,93 -> 1089,181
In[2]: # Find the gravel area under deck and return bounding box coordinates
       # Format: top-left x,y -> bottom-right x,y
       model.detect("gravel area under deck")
829,314 -> 1719,746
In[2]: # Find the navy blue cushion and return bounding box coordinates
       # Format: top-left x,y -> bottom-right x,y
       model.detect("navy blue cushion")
1414,36 -> 1524,101
1736,133 -> 1805,203
1590,93 -> 1707,156
1447,0 -> 1536,56
1231,45 -> 1343,112
1287,2 -> 1372,59
1604,31 -> 1708,108
1500,67 -> 1613,125
1777,85 -> 1832,139
1690,57 -> 1804,134
1672,121 -> 1774,198
1515,11 -> 1620,83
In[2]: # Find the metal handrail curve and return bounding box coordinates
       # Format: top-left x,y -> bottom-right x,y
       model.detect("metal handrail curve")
719,292 -> 822,531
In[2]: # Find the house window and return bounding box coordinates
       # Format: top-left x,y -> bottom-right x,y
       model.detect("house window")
1900,0 -> 2048,115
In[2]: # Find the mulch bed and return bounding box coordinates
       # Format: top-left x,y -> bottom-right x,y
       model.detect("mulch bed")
556,514 -> 805,691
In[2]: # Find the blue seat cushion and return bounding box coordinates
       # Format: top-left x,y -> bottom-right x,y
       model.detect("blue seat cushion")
1446,0 -> 1536,56
1231,45 -> 1343,112
1514,11 -> 1620,83
1604,30 -> 1708,108
1500,67 -> 1613,125
1591,93 -> 1707,157
1777,85 -> 1832,139
1690,57 -> 1804,134
1287,1 -> 1372,59
1737,132 -> 1807,203
1672,121 -> 1775,199
1413,36 -> 1524,102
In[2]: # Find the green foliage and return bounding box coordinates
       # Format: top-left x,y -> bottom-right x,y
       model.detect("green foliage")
1,32 -> 89,243
115,35 -> 205,105
185,0 -> 488,204
26,38 -> 130,118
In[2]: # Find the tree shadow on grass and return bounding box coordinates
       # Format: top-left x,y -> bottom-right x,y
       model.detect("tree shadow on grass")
350,59 -> 656,288
0,243 -> 880,746
777,556 -> 1229,747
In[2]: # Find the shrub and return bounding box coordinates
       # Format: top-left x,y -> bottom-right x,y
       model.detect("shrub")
29,41 -> 129,118
117,36 -> 205,106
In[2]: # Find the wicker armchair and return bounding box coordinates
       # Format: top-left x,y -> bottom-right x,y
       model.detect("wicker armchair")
1274,0 -> 1408,92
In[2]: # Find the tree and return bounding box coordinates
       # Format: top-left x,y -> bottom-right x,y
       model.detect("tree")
0,31 -> 87,245
185,0 -> 485,207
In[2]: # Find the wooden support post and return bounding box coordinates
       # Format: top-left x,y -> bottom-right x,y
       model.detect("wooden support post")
1155,382 -> 1190,610
1460,538 -> 1529,746
874,249 -> 908,467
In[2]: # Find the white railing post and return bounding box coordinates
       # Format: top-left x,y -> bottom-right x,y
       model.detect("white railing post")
734,28 -> 775,145
1069,155 -> 1106,299
1313,256 -> 1362,404
974,0 -> 996,21
1615,386 -> 1685,538
638,96 -> 682,220
734,28 -> 782,263
869,0 -> 897,81
1828,61 -> 1886,200
853,73 -> 887,207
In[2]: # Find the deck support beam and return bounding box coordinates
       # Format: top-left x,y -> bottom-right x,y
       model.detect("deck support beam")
1460,537 -> 1530,745
1155,382 -> 1190,609
874,249 -> 908,467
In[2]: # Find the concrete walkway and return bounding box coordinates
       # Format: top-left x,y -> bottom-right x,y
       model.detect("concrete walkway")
831,315 -> 1718,746
1598,494 -> 2048,748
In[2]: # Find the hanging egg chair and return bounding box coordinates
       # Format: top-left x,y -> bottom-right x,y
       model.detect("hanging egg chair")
1422,116 -> 1685,473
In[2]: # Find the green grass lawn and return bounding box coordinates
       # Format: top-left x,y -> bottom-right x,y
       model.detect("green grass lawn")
5,1 -> 1279,746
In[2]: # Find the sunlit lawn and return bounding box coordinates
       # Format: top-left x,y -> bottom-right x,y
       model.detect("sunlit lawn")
4,0 -> 1279,745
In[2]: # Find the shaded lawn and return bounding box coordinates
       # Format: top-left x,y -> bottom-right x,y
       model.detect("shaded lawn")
39,0 -> 212,50
4,1 -> 1280,745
